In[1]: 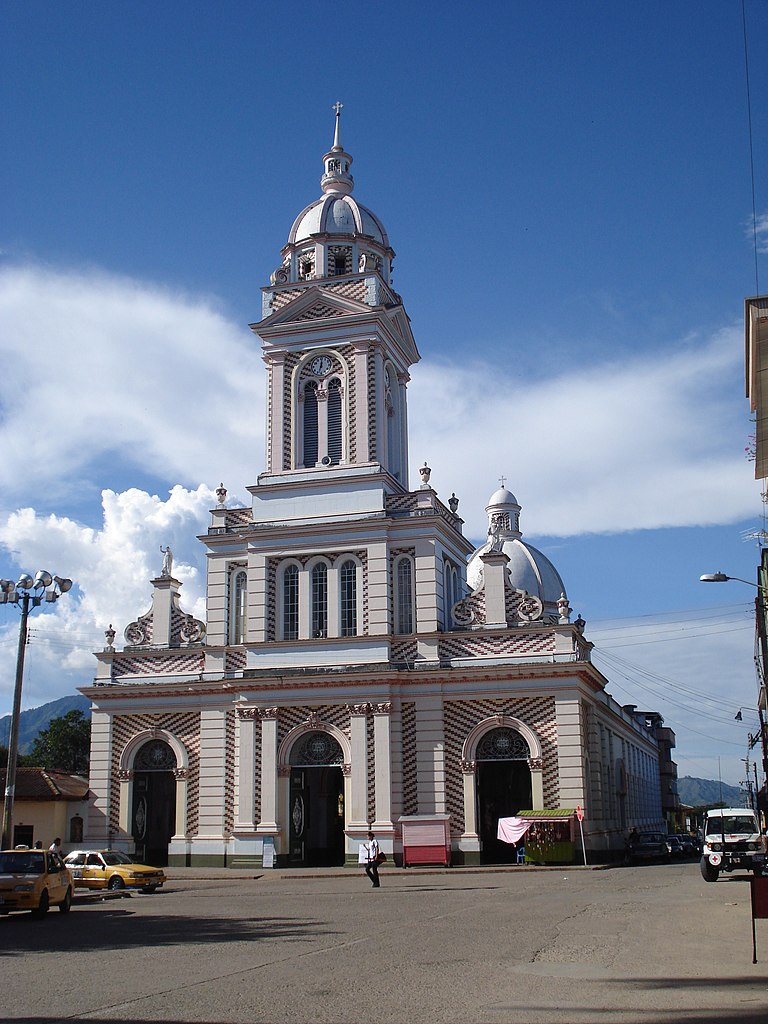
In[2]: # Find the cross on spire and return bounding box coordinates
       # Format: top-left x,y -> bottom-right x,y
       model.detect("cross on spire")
332,101 -> 343,116
499,475 -> 507,488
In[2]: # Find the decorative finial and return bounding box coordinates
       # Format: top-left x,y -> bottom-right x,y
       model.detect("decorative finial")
499,475 -> 507,489
321,103 -> 353,195
104,624 -> 116,652
448,492 -> 459,514
332,102 -> 343,148
216,482 -> 227,506
419,462 -> 432,488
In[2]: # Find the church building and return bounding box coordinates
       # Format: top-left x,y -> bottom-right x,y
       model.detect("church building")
82,110 -> 665,867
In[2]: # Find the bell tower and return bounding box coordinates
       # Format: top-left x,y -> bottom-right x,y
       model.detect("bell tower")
251,104 -> 419,490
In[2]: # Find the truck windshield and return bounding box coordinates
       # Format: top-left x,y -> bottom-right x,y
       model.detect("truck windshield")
706,816 -> 756,835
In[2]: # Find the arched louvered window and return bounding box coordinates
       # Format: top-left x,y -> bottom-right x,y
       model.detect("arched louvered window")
283,564 -> 299,640
230,570 -> 247,644
340,559 -> 357,636
395,556 -> 414,635
311,562 -> 328,638
327,378 -> 342,464
444,560 -> 454,630
303,381 -> 318,467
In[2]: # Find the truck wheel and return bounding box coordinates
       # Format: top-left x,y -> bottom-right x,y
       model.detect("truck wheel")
700,858 -> 719,882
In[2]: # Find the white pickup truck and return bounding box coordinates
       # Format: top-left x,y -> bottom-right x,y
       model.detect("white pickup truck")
700,807 -> 766,882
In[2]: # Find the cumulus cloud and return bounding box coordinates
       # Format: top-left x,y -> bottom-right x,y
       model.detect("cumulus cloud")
0,484 -> 212,710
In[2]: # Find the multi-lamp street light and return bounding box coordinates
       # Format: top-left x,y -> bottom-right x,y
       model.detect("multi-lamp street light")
0,572 -> 72,849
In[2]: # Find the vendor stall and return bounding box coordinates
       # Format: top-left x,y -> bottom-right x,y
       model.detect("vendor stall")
497,809 -> 577,864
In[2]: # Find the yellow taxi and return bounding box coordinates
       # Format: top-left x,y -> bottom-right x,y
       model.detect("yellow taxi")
64,849 -> 166,893
0,847 -> 74,917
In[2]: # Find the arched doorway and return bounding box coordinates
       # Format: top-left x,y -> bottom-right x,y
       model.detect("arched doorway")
131,739 -> 177,867
476,728 -> 532,864
288,731 -> 345,867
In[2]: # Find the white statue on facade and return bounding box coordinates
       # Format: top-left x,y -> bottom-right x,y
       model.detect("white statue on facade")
160,545 -> 173,577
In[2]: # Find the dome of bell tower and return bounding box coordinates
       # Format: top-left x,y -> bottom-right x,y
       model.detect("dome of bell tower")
272,103 -> 394,286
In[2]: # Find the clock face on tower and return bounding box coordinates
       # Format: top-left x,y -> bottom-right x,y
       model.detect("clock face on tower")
310,355 -> 333,376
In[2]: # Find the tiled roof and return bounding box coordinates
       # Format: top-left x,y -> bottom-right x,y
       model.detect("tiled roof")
0,768 -> 89,801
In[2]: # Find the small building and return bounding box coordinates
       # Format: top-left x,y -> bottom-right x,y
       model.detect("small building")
0,768 -> 89,851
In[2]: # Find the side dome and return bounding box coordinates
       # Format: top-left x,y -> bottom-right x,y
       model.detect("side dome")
467,538 -> 566,606
467,484 -> 567,613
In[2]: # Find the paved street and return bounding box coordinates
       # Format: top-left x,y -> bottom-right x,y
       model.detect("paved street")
2,861 -> 767,1024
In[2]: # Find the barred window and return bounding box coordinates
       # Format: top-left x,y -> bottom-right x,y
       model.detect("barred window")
327,378 -> 342,464
283,564 -> 299,640
395,556 -> 414,635
303,381 -> 318,467
311,562 -> 328,638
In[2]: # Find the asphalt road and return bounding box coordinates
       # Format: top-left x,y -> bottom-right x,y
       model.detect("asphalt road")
1,861 -> 767,1024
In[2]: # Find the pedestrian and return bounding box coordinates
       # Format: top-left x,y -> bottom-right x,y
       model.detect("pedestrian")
49,837 -> 62,856
364,830 -> 380,888
624,827 -> 638,864
34,841 -> 43,849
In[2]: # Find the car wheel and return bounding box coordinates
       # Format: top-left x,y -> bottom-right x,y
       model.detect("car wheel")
32,890 -> 49,918
107,875 -> 125,891
140,885 -> 157,894
700,858 -> 719,882
59,887 -> 72,913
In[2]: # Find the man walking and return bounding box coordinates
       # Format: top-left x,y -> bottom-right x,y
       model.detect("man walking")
364,830 -> 380,888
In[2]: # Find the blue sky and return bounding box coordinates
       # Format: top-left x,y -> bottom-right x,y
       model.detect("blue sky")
1,1 -> 767,786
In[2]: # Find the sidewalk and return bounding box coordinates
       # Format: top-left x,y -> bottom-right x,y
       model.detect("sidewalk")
165,861 -> 607,881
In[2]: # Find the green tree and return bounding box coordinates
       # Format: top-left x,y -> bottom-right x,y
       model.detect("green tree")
29,711 -> 91,774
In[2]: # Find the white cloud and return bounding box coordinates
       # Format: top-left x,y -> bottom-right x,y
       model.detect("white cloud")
409,325 -> 755,539
0,263 -> 263,506
0,485 -> 212,711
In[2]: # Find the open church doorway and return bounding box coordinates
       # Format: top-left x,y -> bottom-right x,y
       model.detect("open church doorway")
476,727 -> 532,864
288,731 -> 346,867
131,738 -> 176,867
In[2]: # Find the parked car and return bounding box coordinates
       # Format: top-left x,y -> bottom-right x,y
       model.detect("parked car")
0,848 -> 74,917
667,835 -> 686,859
678,834 -> 700,858
629,832 -> 671,863
64,850 -> 166,893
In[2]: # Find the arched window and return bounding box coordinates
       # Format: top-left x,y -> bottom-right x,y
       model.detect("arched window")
394,556 -> 414,635
327,378 -> 342,464
230,569 -> 247,644
340,559 -> 357,636
282,564 -> 299,640
303,381 -> 318,467
311,562 -> 328,638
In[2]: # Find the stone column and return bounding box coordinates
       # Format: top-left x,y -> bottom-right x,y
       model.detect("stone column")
257,709 -> 279,833
173,768 -> 188,838
348,704 -> 370,830
269,354 -> 286,473
235,708 -> 258,831
352,342 -> 371,464
87,710 -> 113,845
372,703 -> 393,831
460,760 -> 478,839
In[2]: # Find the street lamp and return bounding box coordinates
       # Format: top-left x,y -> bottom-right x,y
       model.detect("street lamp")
700,571 -> 768,806
699,572 -> 763,588
0,572 -> 72,849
